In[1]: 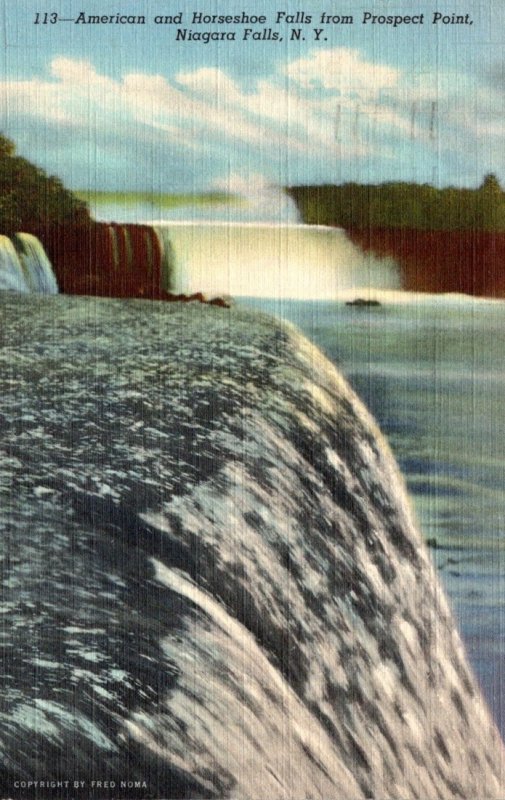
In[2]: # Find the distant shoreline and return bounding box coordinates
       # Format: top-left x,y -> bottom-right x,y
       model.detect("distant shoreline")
287,176 -> 505,232
75,190 -> 239,210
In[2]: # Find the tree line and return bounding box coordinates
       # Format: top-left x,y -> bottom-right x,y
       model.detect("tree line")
1,129 -> 503,235
287,175 -> 505,230
0,134 -> 89,235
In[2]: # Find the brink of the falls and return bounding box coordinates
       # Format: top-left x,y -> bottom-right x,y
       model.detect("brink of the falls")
0,292 -> 503,800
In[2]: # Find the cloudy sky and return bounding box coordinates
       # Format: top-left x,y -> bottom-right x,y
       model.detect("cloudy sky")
1,0 -> 504,193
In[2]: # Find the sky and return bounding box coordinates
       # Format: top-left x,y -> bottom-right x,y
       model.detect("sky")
0,0 -> 504,193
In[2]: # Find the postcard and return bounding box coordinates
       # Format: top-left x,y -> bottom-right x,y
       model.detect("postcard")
1,1 -> 504,798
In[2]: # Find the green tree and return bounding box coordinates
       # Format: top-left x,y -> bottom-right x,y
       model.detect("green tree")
0,133 -> 90,235
480,173 -> 502,194
288,175 -> 505,232
476,173 -> 505,230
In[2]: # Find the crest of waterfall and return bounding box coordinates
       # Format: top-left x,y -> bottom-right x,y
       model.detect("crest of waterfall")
0,293 -> 504,799
13,233 -> 59,294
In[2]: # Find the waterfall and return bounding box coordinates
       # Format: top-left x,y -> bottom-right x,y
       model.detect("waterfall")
1,292 -> 504,798
0,222 -> 399,302
13,233 -> 59,294
0,234 -> 58,294
32,223 -> 164,299
106,224 -> 120,271
152,222 -> 400,299
0,235 -> 31,293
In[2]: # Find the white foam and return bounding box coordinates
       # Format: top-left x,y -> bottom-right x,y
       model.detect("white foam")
152,221 -> 400,299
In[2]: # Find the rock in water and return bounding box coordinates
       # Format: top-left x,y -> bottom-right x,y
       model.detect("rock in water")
0,292 -> 503,800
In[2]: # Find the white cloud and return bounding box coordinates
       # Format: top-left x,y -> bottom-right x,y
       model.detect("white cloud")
0,51 -> 406,157
50,57 -> 109,87
176,67 -> 242,102
0,47 -> 501,189
284,48 -> 399,96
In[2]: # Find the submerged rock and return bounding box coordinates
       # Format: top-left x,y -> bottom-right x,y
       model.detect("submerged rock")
346,297 -> 382,307
0,292 -> 503,799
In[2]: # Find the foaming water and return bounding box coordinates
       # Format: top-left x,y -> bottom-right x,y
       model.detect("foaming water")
14,233 -> 58,294
89,190 -> 400,300
240,292 -> 505,736
2,292 -> 503,797
153,221 -> 400,299
0,235 -> 30,292
0,220 -> 399,303
0,234 -> 58,294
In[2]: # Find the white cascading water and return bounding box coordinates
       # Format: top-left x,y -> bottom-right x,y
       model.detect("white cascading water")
0,183 -> 400,301
153,222 -> 400,300
0,233 -> 58,294
88,185 -> 401,300
13,233 -> 58,294
0,235 -> 31,293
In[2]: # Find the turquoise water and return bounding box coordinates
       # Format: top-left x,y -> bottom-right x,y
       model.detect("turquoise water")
241,293 -> 505,735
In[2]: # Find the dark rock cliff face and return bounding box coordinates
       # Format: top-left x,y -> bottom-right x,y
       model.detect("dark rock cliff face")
347,227 -> 505,297
0,293 -> 503,799
27,223 -> 168,299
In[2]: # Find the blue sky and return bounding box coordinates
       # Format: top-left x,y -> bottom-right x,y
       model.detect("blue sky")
1,0 -> 504,192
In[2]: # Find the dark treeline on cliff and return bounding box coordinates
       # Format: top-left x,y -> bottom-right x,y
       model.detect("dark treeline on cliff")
287,174 -> 505,231
0,134 -> 90,235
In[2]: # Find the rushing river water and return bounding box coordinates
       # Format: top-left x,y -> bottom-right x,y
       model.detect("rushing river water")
77,197 -> 505,739
241,292 -> 505,737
